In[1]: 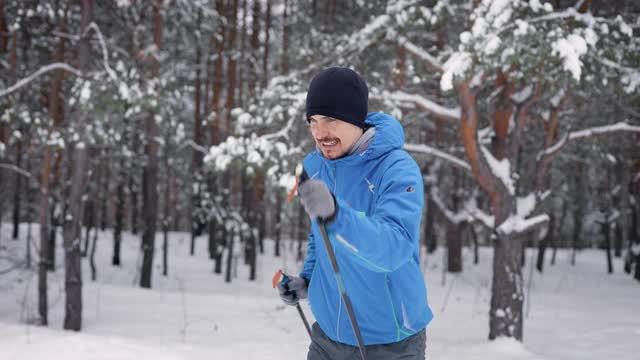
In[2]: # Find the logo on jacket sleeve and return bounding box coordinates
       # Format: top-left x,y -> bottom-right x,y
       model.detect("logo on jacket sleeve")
406,185 -> 415,193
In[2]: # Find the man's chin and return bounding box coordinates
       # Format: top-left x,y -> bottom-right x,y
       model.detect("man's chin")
322,150 -> 342,159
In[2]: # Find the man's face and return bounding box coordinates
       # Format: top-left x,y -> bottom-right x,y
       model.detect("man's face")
309,115 -> 364,160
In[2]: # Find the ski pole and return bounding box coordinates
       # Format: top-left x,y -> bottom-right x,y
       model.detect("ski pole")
296,164 -> 369,360
272,269 -> 312,338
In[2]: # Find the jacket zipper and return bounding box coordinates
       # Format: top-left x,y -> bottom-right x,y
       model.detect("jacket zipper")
332,163 -> 341,342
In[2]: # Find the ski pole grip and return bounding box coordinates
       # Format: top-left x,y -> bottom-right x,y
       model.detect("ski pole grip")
296,163 -> 310,184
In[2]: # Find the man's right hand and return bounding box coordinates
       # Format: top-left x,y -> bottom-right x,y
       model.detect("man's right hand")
277,275 -> 308,306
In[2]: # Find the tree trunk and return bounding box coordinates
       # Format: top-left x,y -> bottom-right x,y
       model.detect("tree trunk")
162,155 -> 171,277
0,0 -> 8,53
100,156 -> 110,231
262,0 -> 271,88
47,204 -> 56,271
571,162 -> 585,265
140,0 -> 163,289
190,9 -> 204,257
225,228 -> 235,283
129,166 -> 139,235
12,138 -> 22,239
210,0 -> 226,147
208,218 -> 217,260
113,178 -> 124,266
275,190 -> 282,257
446,221 -> 463,272
63,0 -> 93,331
249,0 -> 260,96
603,219 -> 613,274
90,224 -> 98,281
225,0 -> 238,136
490,228 -> 524,340
470,224 -> 479,265
281,0 -> 289,74
38,148 -> 51,326
83,198 -> 93,257
536,214 -> 554,272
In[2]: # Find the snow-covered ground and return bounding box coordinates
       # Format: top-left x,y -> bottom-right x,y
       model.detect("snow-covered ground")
1,223 -> 638,359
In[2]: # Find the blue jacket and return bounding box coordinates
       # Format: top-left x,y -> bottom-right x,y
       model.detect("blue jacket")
299,112 -> 433,346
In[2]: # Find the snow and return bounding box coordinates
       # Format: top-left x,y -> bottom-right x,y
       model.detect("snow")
480,145 -> 515,195
1,224 -> 639,359
389,91 -> 461,120
396,35 -> 444,72
404,143 -> 470,171
497,213 -> 549,235
440,52 -> 472,92
516,194 -> 537,218
484,35 -> 502,55
551,34 -> 588,81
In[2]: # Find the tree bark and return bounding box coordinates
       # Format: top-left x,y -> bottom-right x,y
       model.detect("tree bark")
162,154 -> 171,277
225,0 -> 238,135
210,0 -> 226,146
140,0 -> 163,289
12,139 -> 22,239
100,155 -> 110,231
536,214 -> 554,272
281,0 -> 289,74
90,223 -> 98,281
249,0 -> 260,95
63,0 -> 93,331
603,218 -> 613,274
113,177 -> 124,266
275,190 -> 282,257
190,9 -> 204,256
225,228 -> 235,283
458,81 -> 523,340
262,0 -> 271,88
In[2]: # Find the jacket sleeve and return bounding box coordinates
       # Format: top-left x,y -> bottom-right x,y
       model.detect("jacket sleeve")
327,155 -> 424,272
299,233 -> 316,281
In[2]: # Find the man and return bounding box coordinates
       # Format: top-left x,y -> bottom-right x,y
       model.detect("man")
277,67 -> 433,360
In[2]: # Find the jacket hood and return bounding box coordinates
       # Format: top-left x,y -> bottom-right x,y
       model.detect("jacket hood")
363,112 -> 405,159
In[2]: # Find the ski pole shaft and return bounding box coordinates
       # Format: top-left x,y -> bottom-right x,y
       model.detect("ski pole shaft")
318,220 -> 368,360
296,303 -> 312,338
296,164 -> 368,360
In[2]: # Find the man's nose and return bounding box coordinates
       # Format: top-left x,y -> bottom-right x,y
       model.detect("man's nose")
314,124 -> 330,139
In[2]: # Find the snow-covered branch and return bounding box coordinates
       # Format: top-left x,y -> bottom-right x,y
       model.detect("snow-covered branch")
395,35 -> 443,73
0,63 -> 81,98
404,143 -> 471,171
178,140 -> 209,155
462,196 -> 495,229
87,22 -> 118,82
480,145 -> 515,195
388,91 -> 461,122
430,187 -> 469,224
497,213 -> 550,236
538,121 -> 640,160
262,115 -> 295,142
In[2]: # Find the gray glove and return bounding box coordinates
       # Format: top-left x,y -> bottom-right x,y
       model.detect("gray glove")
277,275 -> 308,306
298,179 -> 337,222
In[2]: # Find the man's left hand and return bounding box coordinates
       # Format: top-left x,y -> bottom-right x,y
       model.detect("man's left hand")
298,179 -> 337,222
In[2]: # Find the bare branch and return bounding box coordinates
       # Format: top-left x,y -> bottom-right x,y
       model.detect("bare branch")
0,63 -> 81,98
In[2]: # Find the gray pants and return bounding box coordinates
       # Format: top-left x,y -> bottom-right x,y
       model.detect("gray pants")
307,323 -> 426,360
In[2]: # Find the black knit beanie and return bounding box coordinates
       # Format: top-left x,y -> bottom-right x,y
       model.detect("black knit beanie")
305,67 -> 369,129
